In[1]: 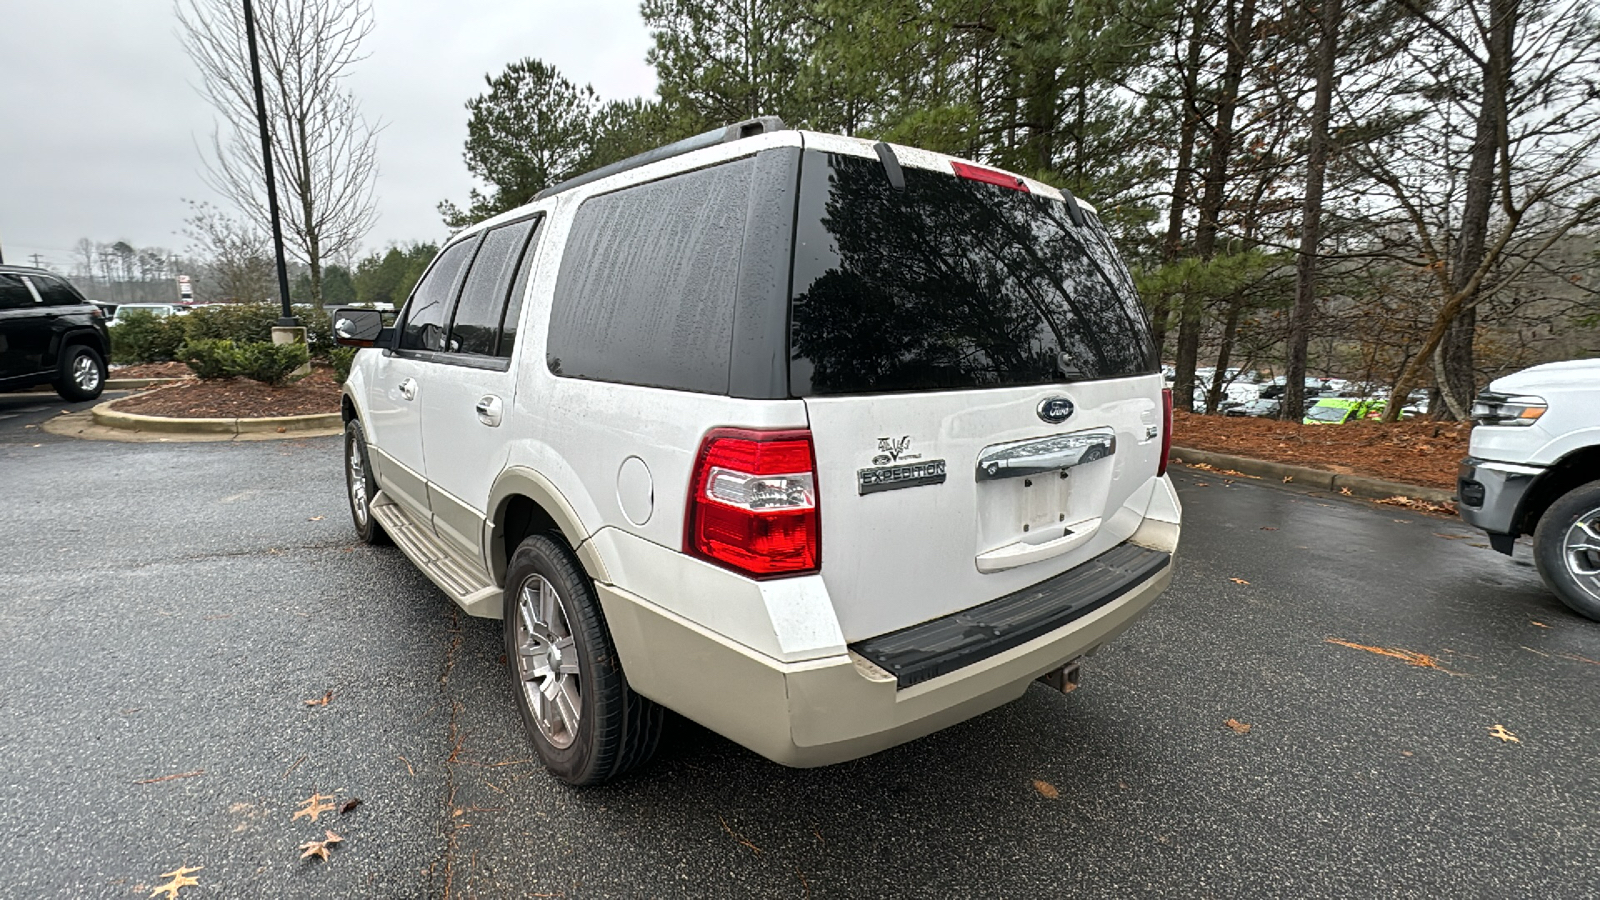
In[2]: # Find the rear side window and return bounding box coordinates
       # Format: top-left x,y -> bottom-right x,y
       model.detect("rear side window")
546,157 -> 754,393
448,217 -> 538,357
400,236 -> 479,352
32,275 -> 84,306
789,151 -> 1155,396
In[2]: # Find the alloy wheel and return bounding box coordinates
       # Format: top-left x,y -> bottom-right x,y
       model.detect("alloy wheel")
514,573 -> 582,749
1564,507 -> 1600,604
347,440 -> 369,527
73,354 -> 100,391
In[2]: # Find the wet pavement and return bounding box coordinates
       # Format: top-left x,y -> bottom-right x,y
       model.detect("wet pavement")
2,421 -> 1595,898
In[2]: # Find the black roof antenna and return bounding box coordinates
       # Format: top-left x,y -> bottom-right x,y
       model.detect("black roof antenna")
873,141 -> 906,191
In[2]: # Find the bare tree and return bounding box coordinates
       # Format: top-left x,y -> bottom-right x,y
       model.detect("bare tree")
176,0 -> 379,306
183,200 -> 276,303
1364,0 -> 1600,420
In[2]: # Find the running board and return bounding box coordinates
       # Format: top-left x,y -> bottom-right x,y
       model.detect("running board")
369,491 -> 502,619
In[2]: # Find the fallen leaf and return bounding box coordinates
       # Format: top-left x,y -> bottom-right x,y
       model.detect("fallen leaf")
1230,577 -> 1250,585
1195,481 -> 1210,487
718,816 -> 763,854
293,792 -> 337,823
1325,638 -> 1461,674
308,515 -> 325,521
1033,779 -> 1060,799
1433,533 -> 1469,540
299,829 -> 343,861
304,690 -> 333,707
1282,476 -> 1293,483
1488,724 -> 1520,744
1530,621 -> 1548,628
149,865 -> 202,899
1224,719 -> 1252,734
1339,487 -> 1353,496
136,769 -> 204,785
340,798 -> 363,815
1260,526 -> 1277,531
1401,750 -> 1414,757
276,426 -> 287,433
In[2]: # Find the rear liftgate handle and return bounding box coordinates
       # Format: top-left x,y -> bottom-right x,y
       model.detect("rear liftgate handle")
475,395 -> 503,427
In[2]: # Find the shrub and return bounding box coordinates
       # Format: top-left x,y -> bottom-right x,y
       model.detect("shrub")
330,346 -> 357,384
181,304 -> 277,345
180,339 -> 240,380
233,341 -> 308,386
110,311 -> 186,364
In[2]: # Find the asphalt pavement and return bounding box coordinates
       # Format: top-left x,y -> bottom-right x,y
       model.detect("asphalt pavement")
2,414 -> 1596,898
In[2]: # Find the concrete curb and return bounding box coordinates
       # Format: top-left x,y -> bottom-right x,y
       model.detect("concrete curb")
91,399 -> 341,436
1169,445 -> 1458,506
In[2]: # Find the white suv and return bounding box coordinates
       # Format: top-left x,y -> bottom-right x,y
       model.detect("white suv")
334,119 -> 1182,784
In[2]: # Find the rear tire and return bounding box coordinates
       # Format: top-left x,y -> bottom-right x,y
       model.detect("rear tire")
1532,481 -> 1600,622
504,535 -> 662,785
344,419 -> 389,545
54,344 -> 106,402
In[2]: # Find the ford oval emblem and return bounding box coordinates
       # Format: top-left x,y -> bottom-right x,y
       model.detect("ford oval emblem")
1037,396 -> 1074,424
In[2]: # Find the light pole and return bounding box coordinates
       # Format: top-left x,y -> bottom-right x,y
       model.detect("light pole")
242,0 -> 297,327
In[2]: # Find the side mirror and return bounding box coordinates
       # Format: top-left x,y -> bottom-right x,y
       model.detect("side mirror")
333,307 -> 392,348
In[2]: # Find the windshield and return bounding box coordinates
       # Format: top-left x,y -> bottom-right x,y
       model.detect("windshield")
1307,404 -> 1349,422
788,151 -> 1155,396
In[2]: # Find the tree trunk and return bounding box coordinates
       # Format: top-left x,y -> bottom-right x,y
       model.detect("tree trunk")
1284,0 -> 1341,421
1207,296 -> 1245,412
1153,5 -> 1207,362
1175,0 -> 1256,412
1385,0 -> 1515,422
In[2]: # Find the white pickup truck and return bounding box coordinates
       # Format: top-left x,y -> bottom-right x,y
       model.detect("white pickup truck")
1457,359 -> 1600,620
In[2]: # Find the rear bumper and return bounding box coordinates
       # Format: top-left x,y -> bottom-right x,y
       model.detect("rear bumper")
597,548 -> 1175,768
1458,456 -> 1542,546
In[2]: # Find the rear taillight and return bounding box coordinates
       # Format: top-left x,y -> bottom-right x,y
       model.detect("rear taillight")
686,428 -> 820,578
1157,388 -> 1174,477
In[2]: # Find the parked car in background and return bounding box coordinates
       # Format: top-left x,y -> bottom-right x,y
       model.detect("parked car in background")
334,119 -> 1182,785
1226,398 -> 1281,418
0,265 -> 111,401
1303,397 -> 1378,424
107,303 -> 186,325
1457,359 -> 1600,621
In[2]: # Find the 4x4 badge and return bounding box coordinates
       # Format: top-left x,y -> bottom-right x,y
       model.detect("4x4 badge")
1037,396 -> 1075,424
861,435 -> 944,495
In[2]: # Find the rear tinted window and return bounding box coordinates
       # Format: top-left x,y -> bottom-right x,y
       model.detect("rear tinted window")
789,151 -> 1154,396
546,157 -> 754,393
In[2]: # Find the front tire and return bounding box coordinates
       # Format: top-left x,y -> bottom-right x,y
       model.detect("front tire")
344,419 -> 389,545
54,344 -> 106,402
504,535 -> 662,785
1533,481 -> 1600,621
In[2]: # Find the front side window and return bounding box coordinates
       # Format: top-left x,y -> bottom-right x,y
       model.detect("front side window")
400,236 -> 479,352
447,217 -> 538,356
0,274 -> 31,309
546,157 -> 755,393
789,151 -> 1155,396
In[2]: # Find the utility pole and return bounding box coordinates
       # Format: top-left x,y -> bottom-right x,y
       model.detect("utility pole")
242,0 -> 297,328
29,253 -> 46,268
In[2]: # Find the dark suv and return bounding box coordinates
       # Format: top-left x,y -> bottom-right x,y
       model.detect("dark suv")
0,265 -> 111,401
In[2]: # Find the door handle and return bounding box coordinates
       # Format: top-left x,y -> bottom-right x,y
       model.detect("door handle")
975,429 -> 1116,481
475,395 -> 502,427
398,378 -> 417,401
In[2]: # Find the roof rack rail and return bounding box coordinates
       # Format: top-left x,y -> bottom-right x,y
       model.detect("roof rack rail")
532,116 -> 787,201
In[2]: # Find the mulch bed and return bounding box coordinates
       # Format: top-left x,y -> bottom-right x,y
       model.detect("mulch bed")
1172,410 -> 1470,490
111,365 -> 342,419
109,362 -> 195,379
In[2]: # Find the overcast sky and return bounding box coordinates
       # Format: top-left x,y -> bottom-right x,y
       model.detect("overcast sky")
0,1 -> 658,271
